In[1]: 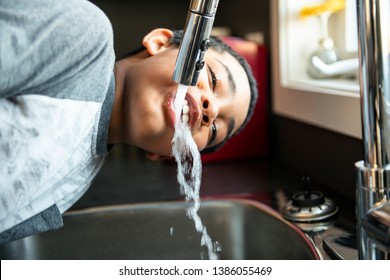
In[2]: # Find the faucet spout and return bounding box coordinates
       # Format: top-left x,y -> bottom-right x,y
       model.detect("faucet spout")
356,0 -> 390,260
172,0 -> 220,86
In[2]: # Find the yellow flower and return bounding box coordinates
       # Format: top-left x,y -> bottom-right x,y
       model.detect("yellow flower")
300,0 -> 345,19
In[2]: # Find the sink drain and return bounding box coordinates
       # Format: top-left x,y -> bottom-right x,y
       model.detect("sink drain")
282,177 -> 338,222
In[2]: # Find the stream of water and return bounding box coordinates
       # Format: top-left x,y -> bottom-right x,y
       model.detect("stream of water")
171,84 -> 220,260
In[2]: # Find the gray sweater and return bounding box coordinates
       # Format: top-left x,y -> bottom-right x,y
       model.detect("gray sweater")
0,0 -> 116,243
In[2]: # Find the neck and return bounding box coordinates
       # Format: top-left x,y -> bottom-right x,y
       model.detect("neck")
108,62 -> 126,144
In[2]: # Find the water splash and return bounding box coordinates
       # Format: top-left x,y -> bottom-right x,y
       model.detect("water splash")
174,84 -> 188,123
171,84 -> 219,260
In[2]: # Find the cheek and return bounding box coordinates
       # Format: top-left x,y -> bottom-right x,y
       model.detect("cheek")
150,51 -> 177,76
191,128 -> 209,152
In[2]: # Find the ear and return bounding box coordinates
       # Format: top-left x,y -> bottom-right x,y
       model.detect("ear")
142,28 -> 174,55
146,152 -> 171,161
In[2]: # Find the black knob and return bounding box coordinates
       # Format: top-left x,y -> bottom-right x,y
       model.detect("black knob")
291,177 -> 325,207
195,60 -> 205,71
291,191 -> 325,207
201,39 -> 211,51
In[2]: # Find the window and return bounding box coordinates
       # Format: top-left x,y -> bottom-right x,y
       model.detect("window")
271,0 -> 361,139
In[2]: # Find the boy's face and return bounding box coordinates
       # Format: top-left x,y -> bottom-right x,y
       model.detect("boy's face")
119,29 -> 251,159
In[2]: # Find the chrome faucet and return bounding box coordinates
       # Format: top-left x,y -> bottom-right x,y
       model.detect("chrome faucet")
172,0 -> 220,86
356,0 -> 390,259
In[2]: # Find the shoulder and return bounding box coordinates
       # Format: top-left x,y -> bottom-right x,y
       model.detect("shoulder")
0,0 -> 115,98
0,0 -> 114,65
56,0 -> 114,49
73,1 -> 113,40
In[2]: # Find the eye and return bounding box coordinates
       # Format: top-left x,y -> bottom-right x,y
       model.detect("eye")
209,122 -> 217,145
207,65 -> 218,92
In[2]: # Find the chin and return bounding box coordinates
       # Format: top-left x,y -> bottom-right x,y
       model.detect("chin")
145,137 -> 174,158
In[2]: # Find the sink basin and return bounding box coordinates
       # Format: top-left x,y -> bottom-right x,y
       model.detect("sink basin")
0,199 -> 320,259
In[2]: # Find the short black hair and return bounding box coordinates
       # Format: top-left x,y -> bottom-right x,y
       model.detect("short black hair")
120,29 -> 259,154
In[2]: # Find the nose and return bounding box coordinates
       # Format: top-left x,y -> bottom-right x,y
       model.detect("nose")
201,97 -> 218,127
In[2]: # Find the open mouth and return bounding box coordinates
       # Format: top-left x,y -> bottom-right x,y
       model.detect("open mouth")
167,92 -> 201,129
180,98 -> 190,125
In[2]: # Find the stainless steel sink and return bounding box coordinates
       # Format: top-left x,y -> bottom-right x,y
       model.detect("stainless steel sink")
0,199 -> 320,259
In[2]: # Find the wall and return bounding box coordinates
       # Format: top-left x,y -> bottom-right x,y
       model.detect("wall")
92,0 -> 270,57
270,115 -> 363,203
